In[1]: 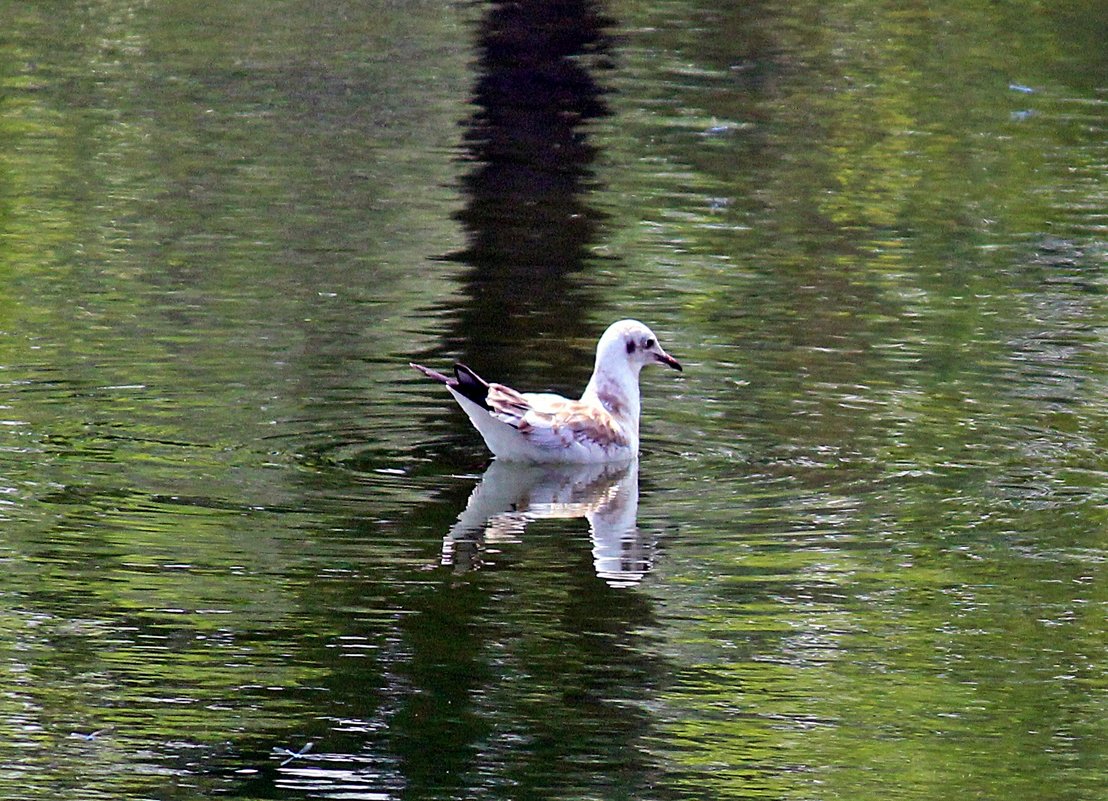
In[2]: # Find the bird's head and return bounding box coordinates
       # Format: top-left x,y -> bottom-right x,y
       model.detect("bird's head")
596,319 -> 682,375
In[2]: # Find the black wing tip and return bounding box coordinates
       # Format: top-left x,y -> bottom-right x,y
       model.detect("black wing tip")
452,363 -> 492,410
412,361 -> 492,411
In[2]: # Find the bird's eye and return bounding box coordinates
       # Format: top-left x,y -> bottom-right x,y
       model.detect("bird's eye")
644,338 -> 655,349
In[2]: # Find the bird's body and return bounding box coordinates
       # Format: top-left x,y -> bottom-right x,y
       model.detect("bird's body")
412,319 -> 682,463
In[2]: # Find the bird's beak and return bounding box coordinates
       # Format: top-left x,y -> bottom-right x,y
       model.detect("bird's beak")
655,350 -> 683,371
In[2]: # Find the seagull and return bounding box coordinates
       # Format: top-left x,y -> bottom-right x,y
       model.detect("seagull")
411,319 -> 682,463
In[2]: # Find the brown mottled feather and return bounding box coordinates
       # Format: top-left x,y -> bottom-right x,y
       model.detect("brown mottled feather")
485,385 -> 630,450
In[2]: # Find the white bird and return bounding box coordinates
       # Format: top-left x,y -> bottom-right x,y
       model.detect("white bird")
411,319 -> 682,463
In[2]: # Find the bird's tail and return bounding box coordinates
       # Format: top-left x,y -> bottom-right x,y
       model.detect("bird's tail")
410,362 -> 451,384
410,362 -> 491,410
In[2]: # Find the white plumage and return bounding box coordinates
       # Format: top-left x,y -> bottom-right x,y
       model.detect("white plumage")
412,319 -> 682,463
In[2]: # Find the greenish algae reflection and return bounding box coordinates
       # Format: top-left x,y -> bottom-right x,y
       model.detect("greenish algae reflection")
1,1 -> 474,798
595,1 -> 1105,799
0,0 -> 1103,799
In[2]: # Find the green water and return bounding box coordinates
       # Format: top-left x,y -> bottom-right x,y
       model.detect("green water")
0,1 -> 1103,799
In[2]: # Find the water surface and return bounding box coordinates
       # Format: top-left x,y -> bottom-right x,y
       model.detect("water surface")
0,1 -> 1104,800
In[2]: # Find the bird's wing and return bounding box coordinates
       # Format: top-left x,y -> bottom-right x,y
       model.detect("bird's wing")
486,384 -> 631,452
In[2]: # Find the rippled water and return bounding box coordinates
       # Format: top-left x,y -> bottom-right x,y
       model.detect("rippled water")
0,1 -> 1104,800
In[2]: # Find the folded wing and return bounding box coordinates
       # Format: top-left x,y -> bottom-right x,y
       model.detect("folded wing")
486,383 -> 630,452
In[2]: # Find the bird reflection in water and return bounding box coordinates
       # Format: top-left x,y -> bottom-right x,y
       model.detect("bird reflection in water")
440,460 -> 653,587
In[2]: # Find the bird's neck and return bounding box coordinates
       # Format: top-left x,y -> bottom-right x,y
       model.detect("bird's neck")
582,364 -> 641,429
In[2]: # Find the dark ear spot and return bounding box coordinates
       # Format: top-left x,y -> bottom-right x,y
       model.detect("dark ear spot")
626,339 -> 636,354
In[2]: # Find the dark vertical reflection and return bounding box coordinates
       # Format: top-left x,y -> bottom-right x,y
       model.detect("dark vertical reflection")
440,0 -> 615,381
379,7 -> 668,798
